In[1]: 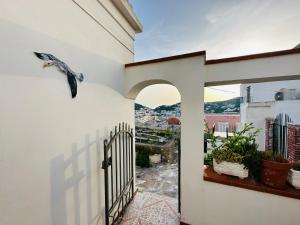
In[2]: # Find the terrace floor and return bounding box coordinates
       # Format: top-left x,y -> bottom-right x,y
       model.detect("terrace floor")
136,163 -> 178,198
120,192 -> 180,225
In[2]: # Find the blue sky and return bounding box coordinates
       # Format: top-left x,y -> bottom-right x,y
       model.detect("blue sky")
130,0 -> 300,108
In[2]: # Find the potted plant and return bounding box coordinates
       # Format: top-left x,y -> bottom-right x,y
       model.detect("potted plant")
288,161 -> 300,189
212,148 -> 248,179
212,123 -> 261,179
260,152 -> 292,189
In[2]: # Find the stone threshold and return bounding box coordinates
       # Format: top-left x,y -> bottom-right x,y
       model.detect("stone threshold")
204,166 -> 300,200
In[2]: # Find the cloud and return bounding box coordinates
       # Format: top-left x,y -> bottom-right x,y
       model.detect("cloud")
134,0 -> 300,61
132,0 -> 300,106
201,0 -> 300,58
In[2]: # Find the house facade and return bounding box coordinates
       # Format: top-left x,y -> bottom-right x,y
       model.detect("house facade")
205,113 -> 241,132
1,1 -> 300,225
240,80 -> 300,150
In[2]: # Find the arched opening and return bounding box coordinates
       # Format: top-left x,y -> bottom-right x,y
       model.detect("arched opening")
126,79 -> 173,99
133,83 -> 182,214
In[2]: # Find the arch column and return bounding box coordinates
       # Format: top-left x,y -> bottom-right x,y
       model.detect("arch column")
178,79 -> 205,224
125,55 -> 206,224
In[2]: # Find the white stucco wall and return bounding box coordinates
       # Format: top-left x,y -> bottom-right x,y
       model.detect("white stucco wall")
273,100 -> 300,124
0,1 -> 137,225
240,100 -> 300,150
203,181 -> 300,225
240,102 -> 273,150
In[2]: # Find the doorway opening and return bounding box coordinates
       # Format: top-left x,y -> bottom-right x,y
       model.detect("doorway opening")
134,84 -> 181,210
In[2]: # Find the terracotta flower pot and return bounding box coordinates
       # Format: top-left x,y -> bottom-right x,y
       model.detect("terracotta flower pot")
261,160 -> 292,189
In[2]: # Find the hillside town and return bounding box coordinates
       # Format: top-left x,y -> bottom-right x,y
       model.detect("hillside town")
135,97 -> 241,141
134,97 -> 241,198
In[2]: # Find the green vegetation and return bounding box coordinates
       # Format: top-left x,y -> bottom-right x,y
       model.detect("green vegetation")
152,129 -> 174,137
260,151 -> 289,163
212,123 -> 263,180
135,103 -> 150,111
204,97 -> 240,114
135,97 -> 240,114
204,153 -> 213,166
204,122 -> 218,148
136,145 -> 150,168
154,103 -> 180,113
212,148 -> 245,164
136,127 -> 176,145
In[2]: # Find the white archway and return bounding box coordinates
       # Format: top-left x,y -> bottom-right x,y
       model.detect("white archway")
125,54 -> 206,224
126,79 -> 173,99
125,51 -> 300,225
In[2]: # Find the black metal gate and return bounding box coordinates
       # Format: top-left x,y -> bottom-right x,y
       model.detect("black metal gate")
102,123 -> 135,225
273,113 -> 293,158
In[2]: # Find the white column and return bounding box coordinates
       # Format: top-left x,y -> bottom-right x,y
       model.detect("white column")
179,79 -> 205,225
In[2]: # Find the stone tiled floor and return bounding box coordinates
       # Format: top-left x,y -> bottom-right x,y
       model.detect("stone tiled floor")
120,192 -> 180,225
136,163 -> 178,198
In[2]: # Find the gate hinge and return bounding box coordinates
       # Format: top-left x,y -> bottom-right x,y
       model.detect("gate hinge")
101,157 -> 112,169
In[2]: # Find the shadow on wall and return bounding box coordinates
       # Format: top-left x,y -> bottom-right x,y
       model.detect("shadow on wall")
50,130 -> 108,225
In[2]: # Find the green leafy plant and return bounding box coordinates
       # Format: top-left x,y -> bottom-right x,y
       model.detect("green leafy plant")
204,122 -> 218,149
204,153 -> 213,166
262,151 -> 289,163
212,123 -> 262,180
243,149 -> 269,181
212,148 -> 244,164
273,154 -> 289,163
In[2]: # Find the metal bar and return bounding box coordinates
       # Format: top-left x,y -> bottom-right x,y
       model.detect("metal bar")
115,126 -> 118,198
103,123 -> 136,225
127,125 -> 130,202
110,131 -> 113,206
103,139 -> 109,225
108,176 -> 134,214
122,123 -> 125,187
125,124 -> 128,184
119,123 -> 122,209
122,122 -> 125,210
128,128 -> 131,197
105,130 -> 133,150
130,128 -> 134,198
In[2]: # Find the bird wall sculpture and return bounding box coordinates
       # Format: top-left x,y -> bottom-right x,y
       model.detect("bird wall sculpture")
34,52 -> 84,98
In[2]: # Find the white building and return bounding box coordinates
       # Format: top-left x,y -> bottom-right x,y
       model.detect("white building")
0,1 -> 142,225
1,1 -> 300,225
240,80 -> 300,150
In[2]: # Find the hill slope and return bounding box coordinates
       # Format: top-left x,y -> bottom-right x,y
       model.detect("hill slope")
135,97 -> 240,114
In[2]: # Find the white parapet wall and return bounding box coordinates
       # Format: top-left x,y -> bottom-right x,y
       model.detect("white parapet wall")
203,181 -> 300,225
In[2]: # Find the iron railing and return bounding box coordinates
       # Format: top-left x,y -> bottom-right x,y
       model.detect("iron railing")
102,123 -> 134,225
273,113 -> 293,158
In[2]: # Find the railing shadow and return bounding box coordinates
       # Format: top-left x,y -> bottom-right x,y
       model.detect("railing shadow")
50,129 -> 109,225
